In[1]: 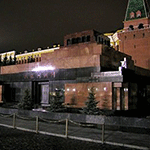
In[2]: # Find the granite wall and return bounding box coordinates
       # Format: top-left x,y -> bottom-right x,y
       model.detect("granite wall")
2,82 -> 32,103
65,82 -> 112,109
1,43 -> 102,74
0,108 -> 150,129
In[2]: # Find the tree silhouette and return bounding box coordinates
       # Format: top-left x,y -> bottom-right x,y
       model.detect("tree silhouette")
48,88 -> 64,112
83,87 -> 99,115
70,94 -> 77,105
18,89 -> 33,110
102,94 -> 109,110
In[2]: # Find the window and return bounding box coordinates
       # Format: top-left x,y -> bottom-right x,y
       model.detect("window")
136,10 -> 141,18
67,35 -> 91,46
130,12 -> 135,19
107,40 -> 110,46
67,39 -> 71,45
129,25 -> 134,31
116,45 -> 119,51
138,23 -> 144,29
143,33 -> 145,37
101,38 -> 103,44
133,34 -> 135,38
77,37 -> 81,43
98,37 -> 103,44
82,36 -> 86,42
98,37 -> 100,43
72,38 -> 77,44
28,56 -> 30,63
87,35 -> 90,42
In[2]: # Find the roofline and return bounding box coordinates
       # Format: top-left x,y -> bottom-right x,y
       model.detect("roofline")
124,0 -> 130,21
16,47 -> 59,57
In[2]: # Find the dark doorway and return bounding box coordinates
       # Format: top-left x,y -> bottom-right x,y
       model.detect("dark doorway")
32,81 -> 50,107
2,84 -> 11,103
32,81 -> 41,105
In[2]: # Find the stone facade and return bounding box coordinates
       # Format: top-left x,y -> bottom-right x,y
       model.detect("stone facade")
65,82 -> 113,109
0,2 -> 150,111
0,30 -> 134,110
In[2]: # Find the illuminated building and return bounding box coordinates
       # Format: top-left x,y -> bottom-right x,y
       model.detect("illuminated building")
0,51 -> 16,63
0,0 -> 149,110
104,29 -> 123,51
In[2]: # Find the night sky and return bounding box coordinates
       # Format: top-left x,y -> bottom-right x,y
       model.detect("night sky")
0,0 -> 129,53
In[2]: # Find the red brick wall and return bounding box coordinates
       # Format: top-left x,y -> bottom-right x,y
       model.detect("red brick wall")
124,18 -> 150,31
119,19 -> 150,70
119,30 -> 150,69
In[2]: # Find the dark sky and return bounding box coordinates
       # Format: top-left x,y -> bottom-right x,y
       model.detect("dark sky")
0,0 -> 129,53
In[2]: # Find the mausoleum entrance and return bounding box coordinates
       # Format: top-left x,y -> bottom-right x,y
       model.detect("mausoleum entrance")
32,81 -> 50,107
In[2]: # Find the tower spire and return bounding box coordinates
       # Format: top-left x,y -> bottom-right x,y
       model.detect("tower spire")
125,0 -> 150,21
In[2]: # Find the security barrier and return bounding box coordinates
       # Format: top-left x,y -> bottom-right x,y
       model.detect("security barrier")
0,113 -> 150,149
0,113 -> 105,143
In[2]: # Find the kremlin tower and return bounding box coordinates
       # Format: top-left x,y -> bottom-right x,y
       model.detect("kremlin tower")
119,0 -> 150,70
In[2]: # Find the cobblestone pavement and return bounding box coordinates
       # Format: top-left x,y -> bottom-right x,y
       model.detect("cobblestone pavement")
0,126 -> 133,150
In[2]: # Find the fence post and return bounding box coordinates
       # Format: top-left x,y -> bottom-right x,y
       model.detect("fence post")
65,118 -> 68,138
13,113 -> 16,128
102,124 -> 105,143
36,116 -> 39,133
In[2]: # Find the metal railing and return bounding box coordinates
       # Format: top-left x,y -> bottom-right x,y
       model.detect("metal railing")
0,113 -> 150,150
0,113 -> 105,143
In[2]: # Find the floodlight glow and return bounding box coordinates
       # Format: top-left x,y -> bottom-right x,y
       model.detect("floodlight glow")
124,88 -> 128,92
104,87 -> 107,91
32,66 -> 55,71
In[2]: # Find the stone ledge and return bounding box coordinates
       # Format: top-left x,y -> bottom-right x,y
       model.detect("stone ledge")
0,108 -> 150,129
